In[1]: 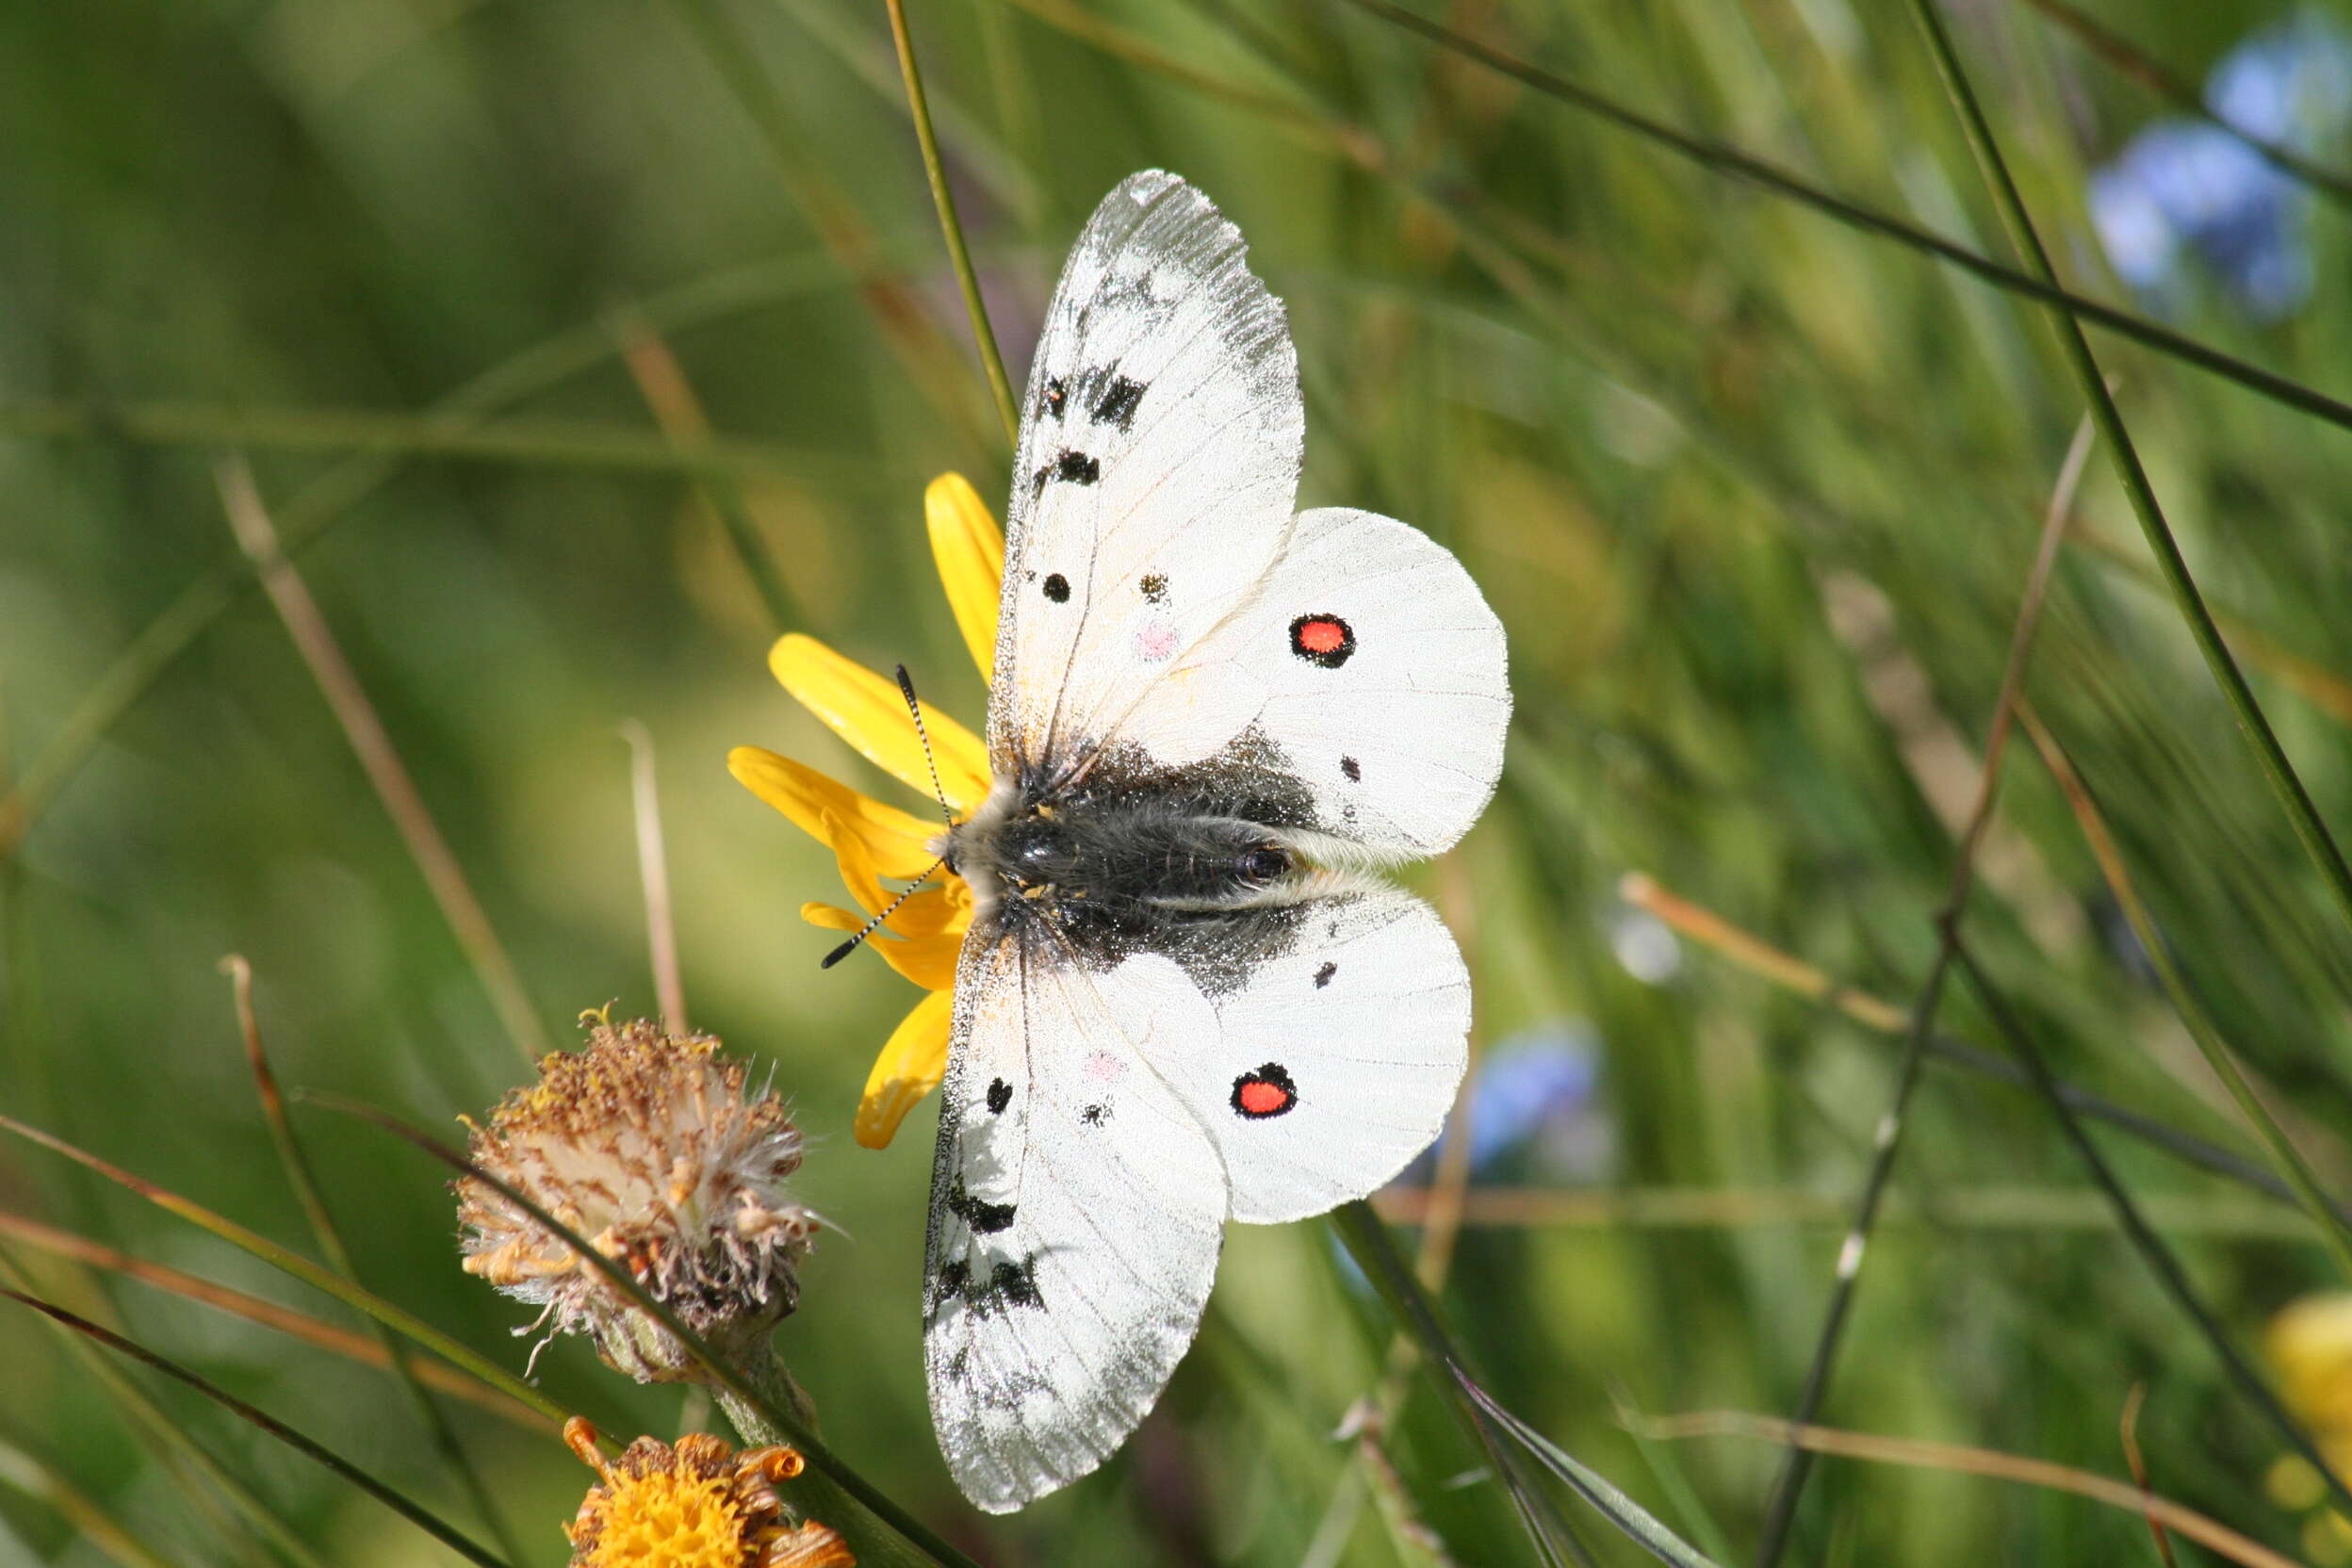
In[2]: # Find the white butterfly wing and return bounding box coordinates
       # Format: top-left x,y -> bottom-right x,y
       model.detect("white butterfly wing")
1109,886 -> 1470,1224
1162,505 -> 1510,858
990,170 -> 1304,775
923,936 -> 1226,1512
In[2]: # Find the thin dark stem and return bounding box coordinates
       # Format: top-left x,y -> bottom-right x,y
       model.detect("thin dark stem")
1754,390 -> 2081,1568
1331,0 -> 2352,437
1916,1030 -> 2352,1222
1749,953 -> 1952,1567
883,0 -> 1021,447
665,0 -> 999,458
1954,946 -> 2352,1513
1331,1201 -> 1591,1568
0,1249 -> 323,1568
3,1293 -> 507,1568
1615,869 -> 2352,1227
223,958 -> 533,1568
1898,0 -> 2352,1270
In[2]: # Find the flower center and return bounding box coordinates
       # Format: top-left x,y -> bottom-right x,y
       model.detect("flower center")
581,1471 -> 748,1567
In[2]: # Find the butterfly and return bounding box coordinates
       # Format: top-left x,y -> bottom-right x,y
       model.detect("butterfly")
924,171 -> 1510,1511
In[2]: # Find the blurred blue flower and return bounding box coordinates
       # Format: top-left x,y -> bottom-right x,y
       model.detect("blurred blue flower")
2089,11 -> 2352,319
1405,1021 -> 1609,1182
1459,1026 -> 1600,1172
2207,11 -> 2352,146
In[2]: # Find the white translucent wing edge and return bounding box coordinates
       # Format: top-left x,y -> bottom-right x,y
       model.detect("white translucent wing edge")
923,934 -> 1227,1512
1110,883 -> 1471,1225
987,169 -> 1304,771
1141,505 -> 1510,858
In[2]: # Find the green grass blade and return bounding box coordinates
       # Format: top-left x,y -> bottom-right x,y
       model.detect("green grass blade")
0,1248 -> 330,1568
1954,945 -> 2352,1515
226,958 -> 533,1568
1903,0 -> 2352,973
1331,1199 -> 1721,1568
1889,0 -> 2352,1284
0,1429 -> 179,1568
5,1292 -> 508,1568
1331,0 -> 2352,437
0,1110 -> 577,1430
885,0 -> 1021,448
1458,1377 -> 1729,1568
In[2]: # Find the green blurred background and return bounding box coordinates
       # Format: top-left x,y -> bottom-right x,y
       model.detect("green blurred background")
8,0 -> 2352,1561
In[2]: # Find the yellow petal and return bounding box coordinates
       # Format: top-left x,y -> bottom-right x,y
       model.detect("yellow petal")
820,806 -> 892,917
925,472 -> 1005,679
801,818 -> 965,988
882,885 -> 967,939
856,988 -> 954,1149
767,634 -> 990,810
800,888 -> 964,941
865,928 -> 962,990
728,746 -> 939,880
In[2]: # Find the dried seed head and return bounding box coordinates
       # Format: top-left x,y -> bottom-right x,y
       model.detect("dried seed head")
458,1015 -> 816,1381
563,1416 -> 854,1568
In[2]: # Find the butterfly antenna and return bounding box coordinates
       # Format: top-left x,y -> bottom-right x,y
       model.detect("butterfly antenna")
820,857 -> 944,969
896,664 -> 957,834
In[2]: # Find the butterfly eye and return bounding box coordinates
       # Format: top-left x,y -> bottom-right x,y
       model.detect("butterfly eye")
1242,846 -> 1290,881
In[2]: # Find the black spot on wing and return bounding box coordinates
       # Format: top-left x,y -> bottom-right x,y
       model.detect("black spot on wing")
948,1178 -> 1017,1235
926,1251 -> 1045,1321
1040,375 -> 1068,419
1140,573 -> 1168,603
1340,756 -> 1361,782
1090,374 -> 1146,431
1043,573 -> 1070,603
929,1258 -> 970,1317
986,1077 -> 1012,1114
1314,961 -> 1336,988
990,1258 -> 1043,1310
1055,449 -> 1100,484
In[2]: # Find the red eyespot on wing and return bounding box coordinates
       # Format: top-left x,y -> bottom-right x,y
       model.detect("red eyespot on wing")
1237,1081 -> 1288,1115
1289,613 -> 1356,668
1231,1063 -> 1298,1119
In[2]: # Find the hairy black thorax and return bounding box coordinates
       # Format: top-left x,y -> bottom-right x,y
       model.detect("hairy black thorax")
942,734 -> 1330,995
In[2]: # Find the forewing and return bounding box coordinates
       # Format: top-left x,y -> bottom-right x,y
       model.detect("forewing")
1117,886 -> 1469,1224
989,170 -> 1304,775
923,935 -> 1227,1512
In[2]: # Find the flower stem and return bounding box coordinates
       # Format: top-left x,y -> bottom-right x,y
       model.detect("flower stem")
713,1348 -> 817,1446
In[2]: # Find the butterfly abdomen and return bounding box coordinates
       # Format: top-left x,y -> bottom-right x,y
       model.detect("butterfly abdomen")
948,769 -> 1326,991
959,792 -> 1290,914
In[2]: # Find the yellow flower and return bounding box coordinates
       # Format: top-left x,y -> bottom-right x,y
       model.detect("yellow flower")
2273,1292 -> 2352,1434
2264,1292 -> 2352,1562
729,473 -> 1003,1151
562,1416 -> 854,1568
